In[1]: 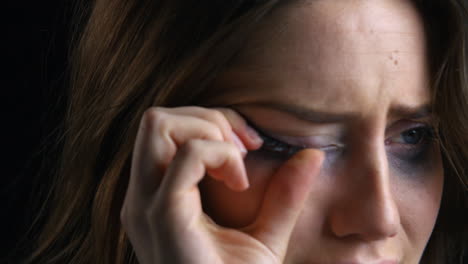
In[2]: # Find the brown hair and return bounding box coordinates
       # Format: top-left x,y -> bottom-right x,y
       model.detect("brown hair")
20,0 -> 467,263
417,0 -> 468,262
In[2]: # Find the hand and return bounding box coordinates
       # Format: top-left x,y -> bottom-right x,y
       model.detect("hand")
120,106 -> 324,264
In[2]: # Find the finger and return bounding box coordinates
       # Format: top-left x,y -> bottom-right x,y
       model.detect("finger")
214,107 -> 263,150
160,106 -> 234,143
159,139 -> 249,202
130,109 -> 225,196
159,106 -> 253,155
246,149 -> 324,260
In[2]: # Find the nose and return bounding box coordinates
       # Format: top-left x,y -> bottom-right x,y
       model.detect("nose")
329,140 -> 400,241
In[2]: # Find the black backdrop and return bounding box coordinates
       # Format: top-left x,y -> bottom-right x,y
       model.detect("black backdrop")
2,2 -> 467,264
2,0 -> 72,261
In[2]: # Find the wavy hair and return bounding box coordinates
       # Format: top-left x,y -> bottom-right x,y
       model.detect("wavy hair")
18,0 -> 467,263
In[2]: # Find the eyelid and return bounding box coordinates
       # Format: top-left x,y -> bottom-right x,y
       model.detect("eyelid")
385,121 -> 437,140
259,129 -> 345,153
267,132 -> 344,149
240,114 -> 344,150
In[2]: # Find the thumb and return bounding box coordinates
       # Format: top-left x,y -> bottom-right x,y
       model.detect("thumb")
246,149 -> 324,260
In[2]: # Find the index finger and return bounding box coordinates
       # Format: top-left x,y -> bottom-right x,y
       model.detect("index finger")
213,107 -> 263,150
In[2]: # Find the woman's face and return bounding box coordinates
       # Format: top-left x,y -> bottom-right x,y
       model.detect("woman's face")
200,0 -> 444,262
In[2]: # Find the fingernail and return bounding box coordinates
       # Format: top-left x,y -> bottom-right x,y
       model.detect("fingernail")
245,125 -> 263,145
231,131 -> 247,155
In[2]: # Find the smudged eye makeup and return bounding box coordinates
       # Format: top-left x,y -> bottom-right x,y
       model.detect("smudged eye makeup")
386,125 -> 436,147
256,131 -> 306,159
254,130 -> 344,159
385,125 -> 438,166
243,118 -> 345,160
245,118 -> 438,167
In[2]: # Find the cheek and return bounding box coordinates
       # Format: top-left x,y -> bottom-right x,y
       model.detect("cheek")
388,141 -> 443,180
393,149 -> 444,251
199,153 -> 281,228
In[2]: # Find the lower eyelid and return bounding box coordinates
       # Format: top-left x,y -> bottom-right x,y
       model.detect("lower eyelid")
386,138 -> 437,159
317,143 -> 345,152
386,126 -> 436,141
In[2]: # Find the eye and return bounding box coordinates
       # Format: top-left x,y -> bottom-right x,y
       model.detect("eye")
402,127 -> 434,144
239,115 -> 344,160
257,132 -> 305,159
255,129 -> 344,159
387,126 -> 436,146
385,124 -> 440,168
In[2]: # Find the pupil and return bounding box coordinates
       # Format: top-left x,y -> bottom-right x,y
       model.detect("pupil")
402,128 -> 423,144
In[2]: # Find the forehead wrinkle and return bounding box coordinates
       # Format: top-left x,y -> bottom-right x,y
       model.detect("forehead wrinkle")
211,69 -> 360,107
208,0 -> 430,124
233,0 -> 426,79
210,63 -> 429,118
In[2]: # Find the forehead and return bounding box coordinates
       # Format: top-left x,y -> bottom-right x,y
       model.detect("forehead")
210,0 -> 430,118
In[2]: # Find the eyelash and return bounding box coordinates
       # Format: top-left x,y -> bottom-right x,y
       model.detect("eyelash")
257,132 -> 305,158
386,125 -> 438,161
256,125 -> 437,160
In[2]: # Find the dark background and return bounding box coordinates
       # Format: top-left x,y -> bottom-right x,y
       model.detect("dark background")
2,2 -> 467,263
2,1 -> 72,261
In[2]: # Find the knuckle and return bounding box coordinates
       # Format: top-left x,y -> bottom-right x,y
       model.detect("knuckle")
141,107 -> 167,131
225,142 -> 239,156
218,107 -> 245,126
208,109 -> 226,123
143,107 -> 164,120
183,106 -> 204,112
229,145 -> 244,162
217,107 -> 236,119
204,109 -> 231,128
180,139 -> 203,156
204,123 -> 224,140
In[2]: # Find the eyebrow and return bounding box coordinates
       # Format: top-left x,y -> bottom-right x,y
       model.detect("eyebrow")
239,102 -> 432,124
388,104 -> 432,119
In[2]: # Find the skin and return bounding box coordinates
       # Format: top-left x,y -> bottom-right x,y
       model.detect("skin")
121,0 -> 444,263
201,0 -> 444,263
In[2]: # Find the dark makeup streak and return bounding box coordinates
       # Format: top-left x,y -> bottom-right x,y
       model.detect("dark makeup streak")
389,137 -> 441,180
237,111 -> 306,159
